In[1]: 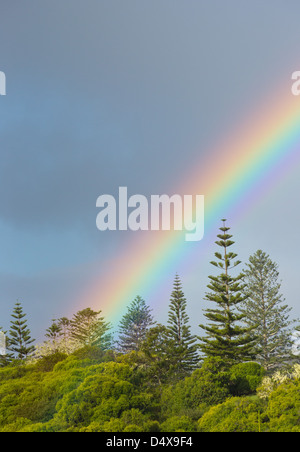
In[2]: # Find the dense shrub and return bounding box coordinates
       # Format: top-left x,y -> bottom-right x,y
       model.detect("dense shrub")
0,353 -> 299,432
161,357 -> 230,420
160,416 -> 197,432
198,396 -> 266,432
229,362 -> 265,396
265,380 -> 300,432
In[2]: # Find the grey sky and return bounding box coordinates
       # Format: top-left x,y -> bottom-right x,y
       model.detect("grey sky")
0,1 -> 300,339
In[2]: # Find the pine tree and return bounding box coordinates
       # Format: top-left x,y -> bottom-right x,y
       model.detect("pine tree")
165,274 -> 199,376
70,308 -> 112,350
46,317 -> 75,354
140,324 -> 173,386
56,317 -> 72,349
118,296 -> 154,353
45,320 -> 63,352
241,250 -> 295,371
9,302 -> 35,360
199,219 -> 255,366
46,320 -> 62,341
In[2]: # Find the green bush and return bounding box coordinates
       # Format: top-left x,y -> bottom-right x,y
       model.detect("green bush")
229,362 -> 265,396
0,351 -> 298,432
33,352 -> 68,372
161,357 -> 230,420
160,416 -> 197,432
265,380 -> 300,432
198,397 -> 266,432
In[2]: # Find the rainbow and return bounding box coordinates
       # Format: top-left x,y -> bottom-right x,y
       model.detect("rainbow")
75,82 -> 300,326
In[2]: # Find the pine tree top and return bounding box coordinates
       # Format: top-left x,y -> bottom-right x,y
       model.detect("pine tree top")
199,220 -> 256,365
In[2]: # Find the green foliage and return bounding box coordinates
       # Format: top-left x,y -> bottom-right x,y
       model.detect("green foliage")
0,349 -> 298,432
70,308 -> 113,350
161,358 -> 230,421
0,354 -> 157,432
199,220 -> 255,365
160,416 -> 197,432
241,250 -> 294,371
229,362 -> 265,396
197,376 -> 300,432
71,345 -> 115,362
0,226 -> 298,432
8,302 -> 35,360
165,275 -> 199,378
264,379 -> 300,432
138,324 -> 175,386
118,296 -> 154,353
33,352 -> 68,372
79,409 -> 160,433
198,396 -> 266,432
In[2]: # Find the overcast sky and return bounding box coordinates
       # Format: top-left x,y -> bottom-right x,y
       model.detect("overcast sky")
0,1 -> 300,340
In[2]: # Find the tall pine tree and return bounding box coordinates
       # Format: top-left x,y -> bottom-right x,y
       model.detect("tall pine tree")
199,220 -> 255,366
165,274 -> 199,376
70,308 -> 113,350
118,296 -> 154,353
241,250 -> 294,371
9,302 -> 35,360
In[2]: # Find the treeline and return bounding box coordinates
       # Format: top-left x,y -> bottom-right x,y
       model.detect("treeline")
1,219 -> 299,371
0,219 -> 299,432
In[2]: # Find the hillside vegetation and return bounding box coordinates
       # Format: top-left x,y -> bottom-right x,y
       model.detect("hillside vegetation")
0,352 -> 299,432
1,221 -> 299,432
